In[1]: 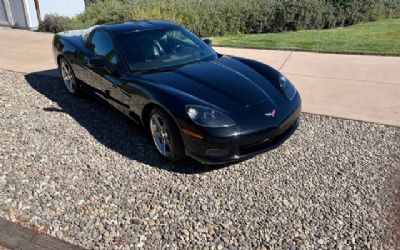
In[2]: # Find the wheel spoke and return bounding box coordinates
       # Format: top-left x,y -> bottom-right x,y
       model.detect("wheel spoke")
64,64 -> 70,75
61,67 -> 68,80
164,138 -> 171,152
153,130 -> 161,138
62,64 -> 68,76
161,138 -> 167,154
155,118 -> 163,131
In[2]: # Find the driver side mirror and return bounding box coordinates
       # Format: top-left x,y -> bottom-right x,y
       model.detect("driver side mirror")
203,38 -> 212,46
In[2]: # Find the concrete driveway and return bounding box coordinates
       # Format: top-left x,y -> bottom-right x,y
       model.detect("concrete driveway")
0,28 -> 399,126
0,28 -> 55,75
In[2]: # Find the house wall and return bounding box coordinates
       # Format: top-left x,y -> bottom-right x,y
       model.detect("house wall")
26,0 -> 38,28
8,0 -> 27,28
0,0 -> 8,25
0,0 -> 85,29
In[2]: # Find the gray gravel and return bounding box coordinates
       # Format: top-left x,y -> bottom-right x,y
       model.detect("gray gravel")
0,69 -> 399,249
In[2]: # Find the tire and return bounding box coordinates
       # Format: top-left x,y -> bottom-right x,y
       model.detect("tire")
149,108 -> 185,162
59,57 -> 80,95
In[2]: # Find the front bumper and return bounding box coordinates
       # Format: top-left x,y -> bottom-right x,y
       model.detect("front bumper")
182,106 -> 301,164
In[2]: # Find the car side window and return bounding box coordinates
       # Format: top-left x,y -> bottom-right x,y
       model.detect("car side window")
89,30 -> 118,65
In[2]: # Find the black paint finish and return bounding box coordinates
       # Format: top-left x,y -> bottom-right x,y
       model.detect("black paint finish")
52,20 -> 301,164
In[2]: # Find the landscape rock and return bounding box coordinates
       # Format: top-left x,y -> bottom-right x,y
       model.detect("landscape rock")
0,70 -> 399,249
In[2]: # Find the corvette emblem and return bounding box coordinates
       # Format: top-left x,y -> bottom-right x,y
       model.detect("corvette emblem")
265,109 -> 276,117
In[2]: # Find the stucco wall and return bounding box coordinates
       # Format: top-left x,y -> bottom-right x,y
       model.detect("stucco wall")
26,0 -> 38,27
8,0 -> 26,28
0,0 -> 85,29
0,0 -> 8,24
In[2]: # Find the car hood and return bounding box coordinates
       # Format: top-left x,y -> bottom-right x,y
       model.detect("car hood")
139,56 -> 284,113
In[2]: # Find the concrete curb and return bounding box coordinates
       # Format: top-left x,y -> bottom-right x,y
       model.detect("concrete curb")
0,218 -> 84,250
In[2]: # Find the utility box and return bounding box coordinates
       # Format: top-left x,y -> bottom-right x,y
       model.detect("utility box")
0,0 -> 85,30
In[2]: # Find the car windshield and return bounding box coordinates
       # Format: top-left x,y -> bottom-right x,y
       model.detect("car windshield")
116,27 -> 217,71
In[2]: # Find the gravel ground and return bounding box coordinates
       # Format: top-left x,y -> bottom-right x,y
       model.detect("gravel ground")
0,69 -> 399,249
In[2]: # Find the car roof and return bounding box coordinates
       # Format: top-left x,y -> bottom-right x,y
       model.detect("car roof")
100,20 -> 180,35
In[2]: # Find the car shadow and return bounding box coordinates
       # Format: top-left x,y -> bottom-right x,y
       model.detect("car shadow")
24,70 -> 232,174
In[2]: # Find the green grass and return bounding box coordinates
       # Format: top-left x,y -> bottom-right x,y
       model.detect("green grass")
211,19 -> 400,55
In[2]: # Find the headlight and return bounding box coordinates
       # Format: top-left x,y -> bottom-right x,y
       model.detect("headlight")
185,105 -> 235,128
279,74 -> 297,100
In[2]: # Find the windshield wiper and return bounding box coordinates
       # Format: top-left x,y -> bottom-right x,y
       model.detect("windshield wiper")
135,66 -> 179,74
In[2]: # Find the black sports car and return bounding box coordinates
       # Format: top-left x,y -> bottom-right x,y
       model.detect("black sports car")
52,20 -> 301,164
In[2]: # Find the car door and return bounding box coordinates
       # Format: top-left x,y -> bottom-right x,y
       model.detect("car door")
85,29 -> 128,112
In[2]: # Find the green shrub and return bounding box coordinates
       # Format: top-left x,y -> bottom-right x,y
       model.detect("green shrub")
78,0 -> 133,25
39,0 -> 400,36
380,0 -> 400,17
38,15 -> 84,33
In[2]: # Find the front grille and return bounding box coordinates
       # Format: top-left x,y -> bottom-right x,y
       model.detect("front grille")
239,119 -> 298,155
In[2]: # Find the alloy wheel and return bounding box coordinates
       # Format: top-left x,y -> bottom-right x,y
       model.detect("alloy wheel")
60,60 -> 76,93
150,113 -> 172,157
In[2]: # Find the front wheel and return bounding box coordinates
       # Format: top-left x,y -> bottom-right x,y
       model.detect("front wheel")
149,108 -> 185,162
59,57 -> 80,95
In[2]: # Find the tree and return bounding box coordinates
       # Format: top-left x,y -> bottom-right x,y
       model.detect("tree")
84,0 -> 98,7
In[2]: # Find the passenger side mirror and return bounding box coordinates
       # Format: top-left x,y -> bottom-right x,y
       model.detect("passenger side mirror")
203,38 -> 212,46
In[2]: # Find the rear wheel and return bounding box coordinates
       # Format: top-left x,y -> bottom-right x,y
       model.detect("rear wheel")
59,57 -> 80,95
149,108 -> 185,162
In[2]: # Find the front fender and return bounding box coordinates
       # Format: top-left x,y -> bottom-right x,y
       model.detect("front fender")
127,80 -> 212,131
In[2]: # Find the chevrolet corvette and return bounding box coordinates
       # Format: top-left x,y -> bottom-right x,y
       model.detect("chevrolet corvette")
52,20 -> 301,164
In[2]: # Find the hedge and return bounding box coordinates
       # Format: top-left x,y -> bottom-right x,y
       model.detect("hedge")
38,15 -> 85,33
40,0 -> 400,36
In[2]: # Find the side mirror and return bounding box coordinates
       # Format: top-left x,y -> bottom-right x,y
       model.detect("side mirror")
203,38 -> 212,46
